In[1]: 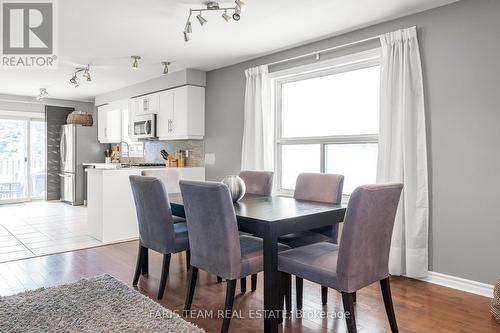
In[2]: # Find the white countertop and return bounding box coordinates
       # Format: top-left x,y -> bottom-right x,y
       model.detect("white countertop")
85,165 -> 204,172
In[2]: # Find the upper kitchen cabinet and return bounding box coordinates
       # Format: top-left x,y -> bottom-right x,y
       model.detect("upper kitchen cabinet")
157,85 -> 205,140
97,104 -> 122,143
133,92 -> 160,115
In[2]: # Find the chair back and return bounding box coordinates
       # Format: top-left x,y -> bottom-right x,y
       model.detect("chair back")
294,173 -> 344,241
129,176 -> 176,253
179,180 -> 242,279
141,168 -> 181,193
294,173 -> 344,203
336,183 -> 403,292
239,170 -> 274,196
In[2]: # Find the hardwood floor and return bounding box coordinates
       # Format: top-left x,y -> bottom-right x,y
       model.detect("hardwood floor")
0,240 -> 497,333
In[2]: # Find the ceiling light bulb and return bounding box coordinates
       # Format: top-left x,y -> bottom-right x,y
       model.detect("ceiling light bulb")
131,56 -> 141,69
196,13 -> 207,25
232,12 -> 240,21
162,61 -> 171,75
185,21 -> 192,33
183,31 -> 190,42
235,0 -> 247,12
222,11 -> 233,24
83,66 -> 92,81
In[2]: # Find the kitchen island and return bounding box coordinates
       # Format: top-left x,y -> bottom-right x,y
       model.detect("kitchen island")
86,166 -> 204,243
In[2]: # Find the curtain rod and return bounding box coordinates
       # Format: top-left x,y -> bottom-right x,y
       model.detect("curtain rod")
266,25 -> 416,67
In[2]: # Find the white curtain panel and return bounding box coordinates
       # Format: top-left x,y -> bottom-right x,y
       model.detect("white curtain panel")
241,65 -> 274,171
377,27 -> 429,278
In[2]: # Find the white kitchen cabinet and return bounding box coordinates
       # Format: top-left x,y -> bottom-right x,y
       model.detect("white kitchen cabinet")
134,93 -> 160,115
157,89 -> 174,138
97,104 -> 122,143
157,85 -> 205,140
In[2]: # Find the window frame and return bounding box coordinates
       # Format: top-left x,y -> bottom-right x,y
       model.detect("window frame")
271,49 -> 381,198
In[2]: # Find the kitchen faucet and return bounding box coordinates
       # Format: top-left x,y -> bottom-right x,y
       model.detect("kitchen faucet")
120,141 -> 130,166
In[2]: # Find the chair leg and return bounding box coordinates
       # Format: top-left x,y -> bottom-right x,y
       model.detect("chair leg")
296,276 -> 303,310
186,250 -> 190,271
380,278 -> 398,332
321,286 -> 328,305
342,292 -> 357,333
183,266 -> 198,316
281,273 -> 291,315
240,277 -> 247,294
132,244 -> 143,286
217,276 -> 223,283
140,246 -> 149,275
157,254 -> 171,300
251,274 -> 257,292
221,279 -> 237,333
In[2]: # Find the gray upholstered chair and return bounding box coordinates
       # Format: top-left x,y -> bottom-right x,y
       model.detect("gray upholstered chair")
239,170 -> 274,196
129,175 -> 190,300
180,180 -> 288,333
141,169 -> 186,224
278,183 -> 403,333
236,170 -> 274,293
278,172 -> 344,305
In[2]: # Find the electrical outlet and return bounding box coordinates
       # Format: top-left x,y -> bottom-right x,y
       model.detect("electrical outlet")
205,153 -> 216,165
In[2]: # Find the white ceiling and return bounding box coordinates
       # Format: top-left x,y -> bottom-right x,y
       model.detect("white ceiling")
0,0 -> 458,102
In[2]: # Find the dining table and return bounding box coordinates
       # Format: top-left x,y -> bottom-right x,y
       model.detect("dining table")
169,192 -> 346,333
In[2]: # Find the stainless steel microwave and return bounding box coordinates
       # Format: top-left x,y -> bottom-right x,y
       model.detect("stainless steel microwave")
133,114 -> 157,139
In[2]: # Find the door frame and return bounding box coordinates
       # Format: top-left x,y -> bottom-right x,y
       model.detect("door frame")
0,111 -> 45,204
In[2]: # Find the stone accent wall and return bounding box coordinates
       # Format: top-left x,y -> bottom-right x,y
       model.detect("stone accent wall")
45,106 -> 74,200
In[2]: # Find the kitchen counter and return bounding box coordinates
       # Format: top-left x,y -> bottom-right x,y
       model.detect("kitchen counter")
86,166 -> 205,243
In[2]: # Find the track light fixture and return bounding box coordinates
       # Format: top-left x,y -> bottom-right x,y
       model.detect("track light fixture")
162,61 -> 171,75
69,64 -> 92,87
183,1 -> 247,41
222,10 -> 233,24
70,73 -> 78,87
131,56 -> 141,69
196,12 -> 207,25
36,88 -> 48,101
235,0 -> 247,12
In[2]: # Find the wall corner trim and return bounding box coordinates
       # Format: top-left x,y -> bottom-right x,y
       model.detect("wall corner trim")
418,271 -> 494,298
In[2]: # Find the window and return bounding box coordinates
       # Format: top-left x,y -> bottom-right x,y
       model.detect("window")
274,51 -> 380,196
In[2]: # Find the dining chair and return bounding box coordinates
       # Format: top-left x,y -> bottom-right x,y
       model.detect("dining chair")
129,175 -> 190,300
236,170 -> 274,293
141,169 -> 186,224
278,172 -> 344,306
239,170 -> 274,196
278,183 -> 403,333
180,180 -> 289,333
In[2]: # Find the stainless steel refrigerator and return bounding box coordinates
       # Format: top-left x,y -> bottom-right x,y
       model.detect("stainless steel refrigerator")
59,124 -> 104,205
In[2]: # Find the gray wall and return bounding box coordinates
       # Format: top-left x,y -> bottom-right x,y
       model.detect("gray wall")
205,0 -> 500,284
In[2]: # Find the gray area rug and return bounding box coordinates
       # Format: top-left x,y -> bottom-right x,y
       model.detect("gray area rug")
0,274 -> 205,333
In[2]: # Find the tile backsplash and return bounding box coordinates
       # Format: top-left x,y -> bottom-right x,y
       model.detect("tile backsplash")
143,140 -> 204,167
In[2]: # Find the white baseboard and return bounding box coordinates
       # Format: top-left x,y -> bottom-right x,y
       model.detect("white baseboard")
419,271 -> 494,298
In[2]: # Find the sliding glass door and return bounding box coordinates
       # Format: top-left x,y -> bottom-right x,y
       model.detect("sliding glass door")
0,116 -> 46,203
30,120 -> 46,199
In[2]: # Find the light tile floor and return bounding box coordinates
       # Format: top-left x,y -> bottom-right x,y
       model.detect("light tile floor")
0,201 -> 102,262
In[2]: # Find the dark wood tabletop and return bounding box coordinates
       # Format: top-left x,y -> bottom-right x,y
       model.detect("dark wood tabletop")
168,192 -> 346,333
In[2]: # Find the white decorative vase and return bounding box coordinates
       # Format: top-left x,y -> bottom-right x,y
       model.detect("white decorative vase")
221,175 -> 246,202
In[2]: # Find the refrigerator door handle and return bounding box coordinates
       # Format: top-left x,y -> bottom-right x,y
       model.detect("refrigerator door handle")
60,130 -> 66,169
